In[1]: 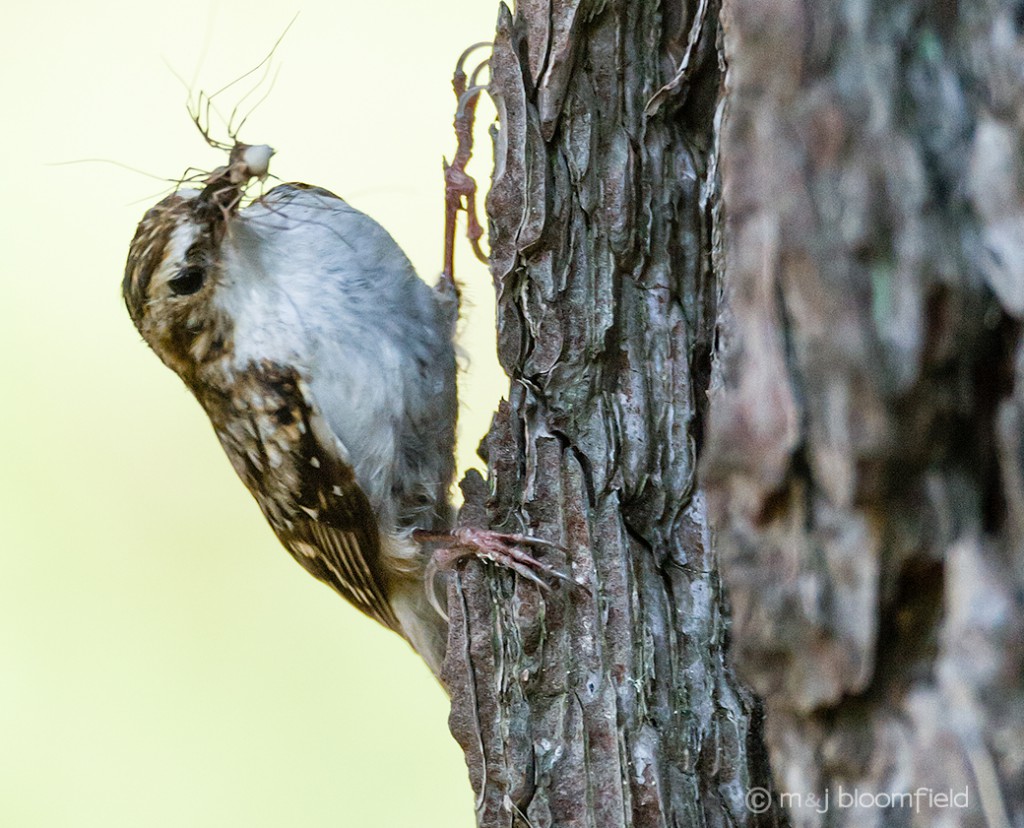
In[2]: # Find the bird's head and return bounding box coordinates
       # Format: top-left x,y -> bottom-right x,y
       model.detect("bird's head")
122,143 -> 274,382
122,186 -> 233,383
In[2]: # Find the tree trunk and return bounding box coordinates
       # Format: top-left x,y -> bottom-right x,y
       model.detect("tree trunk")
441,0 -> 1023,826
703,0 -> 1024,826
442,1 -> 781,826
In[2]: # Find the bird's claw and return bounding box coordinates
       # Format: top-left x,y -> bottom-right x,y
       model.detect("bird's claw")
454,41 -> 491,84
421,527 -> 571,619
442,44 -> 492,292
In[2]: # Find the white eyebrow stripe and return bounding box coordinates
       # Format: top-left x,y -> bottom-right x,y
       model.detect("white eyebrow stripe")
166,221 -> 202,267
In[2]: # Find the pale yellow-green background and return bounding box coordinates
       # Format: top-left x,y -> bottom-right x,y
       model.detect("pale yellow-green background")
1,2 -> 505,825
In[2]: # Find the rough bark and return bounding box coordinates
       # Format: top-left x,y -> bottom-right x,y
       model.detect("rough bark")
442,1 -> 781,826
704,0 -> 1024,826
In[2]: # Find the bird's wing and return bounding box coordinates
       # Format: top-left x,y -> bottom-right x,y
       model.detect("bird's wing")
279,468 -> 400,633
211,362 -> 400,632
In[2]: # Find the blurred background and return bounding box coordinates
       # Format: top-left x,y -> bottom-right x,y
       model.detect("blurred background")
0,1 -> 503,825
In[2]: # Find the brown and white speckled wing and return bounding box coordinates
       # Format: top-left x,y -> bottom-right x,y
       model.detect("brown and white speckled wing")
203,362 -> 399,632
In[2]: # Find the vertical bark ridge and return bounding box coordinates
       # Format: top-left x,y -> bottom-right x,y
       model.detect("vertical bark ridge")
443,1 -> 780,825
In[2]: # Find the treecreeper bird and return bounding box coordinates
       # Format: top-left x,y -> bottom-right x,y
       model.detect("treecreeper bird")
123,139 -> 560,679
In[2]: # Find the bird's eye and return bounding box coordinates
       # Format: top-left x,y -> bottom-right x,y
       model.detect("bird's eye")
168,266 -> 206,296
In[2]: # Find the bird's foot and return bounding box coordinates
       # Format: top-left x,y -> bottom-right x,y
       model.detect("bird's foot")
441,42 -> 491,293
417,527 -> 570,618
